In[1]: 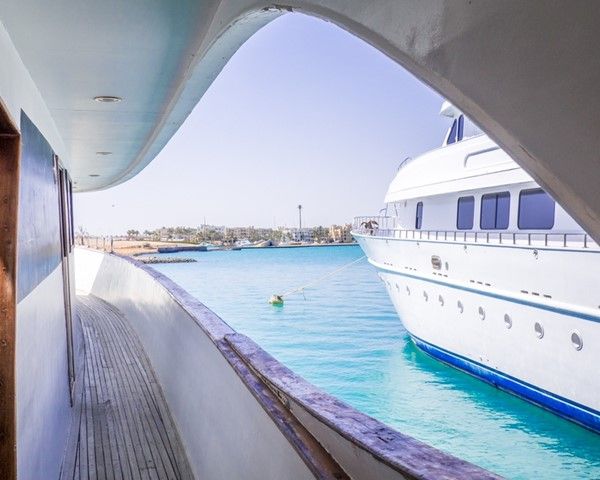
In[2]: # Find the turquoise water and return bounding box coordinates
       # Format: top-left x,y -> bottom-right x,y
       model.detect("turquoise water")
150,245 -> 600,479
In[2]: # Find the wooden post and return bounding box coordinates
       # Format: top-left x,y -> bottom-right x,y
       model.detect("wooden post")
0,101 -> 19,479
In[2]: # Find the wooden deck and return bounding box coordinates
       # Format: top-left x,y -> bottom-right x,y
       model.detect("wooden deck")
61,295 -> 194,480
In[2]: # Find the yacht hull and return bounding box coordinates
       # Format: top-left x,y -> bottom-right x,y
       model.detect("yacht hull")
355,233 -> 600,432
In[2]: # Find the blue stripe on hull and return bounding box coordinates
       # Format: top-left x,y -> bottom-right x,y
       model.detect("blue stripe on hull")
410,334 -> 600,433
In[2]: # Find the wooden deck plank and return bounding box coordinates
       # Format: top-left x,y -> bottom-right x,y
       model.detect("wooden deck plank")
61,295 -> 194,480
92,318 -> 139,480
84,300 -> 164,480
101,323 -> 174,479
85,307 -> 124,480
101,306 -> 183,479
95,309 -> 162,480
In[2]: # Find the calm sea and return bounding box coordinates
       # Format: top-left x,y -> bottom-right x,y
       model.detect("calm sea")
150,245 -> 600,479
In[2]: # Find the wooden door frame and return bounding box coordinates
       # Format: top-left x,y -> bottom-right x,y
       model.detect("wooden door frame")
0,100 -> 20,479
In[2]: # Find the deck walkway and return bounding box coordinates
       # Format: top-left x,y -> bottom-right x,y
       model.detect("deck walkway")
61,294 -> 194,480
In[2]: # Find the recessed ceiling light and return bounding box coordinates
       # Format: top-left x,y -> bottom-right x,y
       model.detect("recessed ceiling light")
89,174 -> 100,177
93,96 -> 122,103
96,151 -> 112,156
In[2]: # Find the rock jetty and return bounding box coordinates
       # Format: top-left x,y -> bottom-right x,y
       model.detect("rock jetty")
137,256 -> 196,264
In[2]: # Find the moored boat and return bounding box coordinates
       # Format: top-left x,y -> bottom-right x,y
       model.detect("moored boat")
353,102 -> 600,432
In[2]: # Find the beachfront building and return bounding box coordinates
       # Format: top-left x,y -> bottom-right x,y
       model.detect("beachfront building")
254,227 -> 275,239
285,227 -> 315,243
224,226 -> 248,239
329,224 -> 354,243
224,226 -> 274,241
202,225 -> 227,235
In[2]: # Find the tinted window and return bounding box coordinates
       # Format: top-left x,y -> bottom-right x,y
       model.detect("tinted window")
496,192 -> 510,229
480,195 -> 496,229
480,192 -> 510,229
447,120 -> 458,145
457,196 -> 474,229
457,115 -> 464,141
518,188 -> 555,229
415,202 -> 423,229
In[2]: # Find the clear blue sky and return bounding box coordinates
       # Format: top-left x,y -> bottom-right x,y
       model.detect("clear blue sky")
74,13 -> 448,235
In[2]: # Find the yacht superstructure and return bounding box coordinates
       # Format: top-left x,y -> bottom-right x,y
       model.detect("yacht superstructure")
353,102 -> 600,432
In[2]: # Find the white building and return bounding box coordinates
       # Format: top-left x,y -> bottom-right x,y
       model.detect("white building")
282,228 -> 314,243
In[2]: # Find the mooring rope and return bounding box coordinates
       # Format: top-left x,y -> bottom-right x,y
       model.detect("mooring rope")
271,255 -> 367,303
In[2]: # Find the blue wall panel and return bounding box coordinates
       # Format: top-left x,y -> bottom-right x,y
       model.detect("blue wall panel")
17,113 -> 62,301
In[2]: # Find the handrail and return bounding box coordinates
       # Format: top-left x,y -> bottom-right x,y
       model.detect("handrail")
397,156 -> 412,171
352,217 -> 598,250
463,145 -> 500,167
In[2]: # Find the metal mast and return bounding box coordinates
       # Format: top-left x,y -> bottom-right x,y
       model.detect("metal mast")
298,204 -> 302,240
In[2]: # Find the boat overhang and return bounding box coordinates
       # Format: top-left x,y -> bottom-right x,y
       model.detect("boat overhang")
0,1 -> 280,192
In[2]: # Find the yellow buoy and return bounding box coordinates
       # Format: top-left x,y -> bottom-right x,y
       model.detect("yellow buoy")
268,294 -> 284,306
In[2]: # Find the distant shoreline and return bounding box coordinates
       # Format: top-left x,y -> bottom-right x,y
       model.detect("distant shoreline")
238,242 -> 357,250
81,238 -> 358,259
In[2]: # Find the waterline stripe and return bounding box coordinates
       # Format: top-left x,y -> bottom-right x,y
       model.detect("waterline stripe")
410,333 -> 600,433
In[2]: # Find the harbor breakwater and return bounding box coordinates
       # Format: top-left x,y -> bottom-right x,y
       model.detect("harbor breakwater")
157,245 -> 208,253
136,256 -> 197,264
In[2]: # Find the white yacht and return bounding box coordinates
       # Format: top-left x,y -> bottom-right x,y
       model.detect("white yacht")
353,102 -> 600,432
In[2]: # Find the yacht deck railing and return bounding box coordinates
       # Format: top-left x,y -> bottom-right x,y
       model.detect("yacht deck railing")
353,216 -> 598,250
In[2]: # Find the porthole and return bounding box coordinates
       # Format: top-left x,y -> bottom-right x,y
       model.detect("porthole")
406,286 -> 411,296
423,291 -> 428,302
457,301 -> 464,313
534,322 -> 544,339
504,314 -> 512,329
478,306 -> 485,320
438,295 -> 444,306
571,330 -> 583,351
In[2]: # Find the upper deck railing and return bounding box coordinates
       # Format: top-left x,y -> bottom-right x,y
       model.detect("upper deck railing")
353,216 -> 599,250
